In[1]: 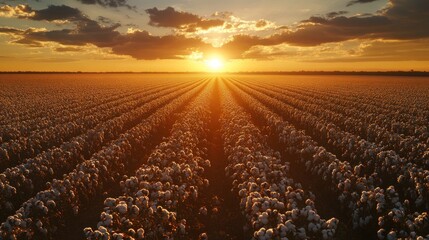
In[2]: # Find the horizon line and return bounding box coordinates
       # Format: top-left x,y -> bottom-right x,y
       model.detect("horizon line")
0,70 -> 428,76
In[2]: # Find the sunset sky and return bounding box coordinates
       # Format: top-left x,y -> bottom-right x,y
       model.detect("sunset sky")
0,0 -> 428,72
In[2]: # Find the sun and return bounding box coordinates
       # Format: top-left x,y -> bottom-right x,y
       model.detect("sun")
205,57 -> 224,72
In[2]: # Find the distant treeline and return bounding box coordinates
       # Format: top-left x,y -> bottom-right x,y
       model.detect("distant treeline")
1,71 -> 429,76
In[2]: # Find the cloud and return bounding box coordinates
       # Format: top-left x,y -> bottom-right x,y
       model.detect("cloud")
76,0 -> 135,9
0,4 -> 211,60
0,4 -> 86,23
111,31 -> 211,59
55,47 -> 83,52
307,39 -> 429,62
0,4 -> 34,18
145,7 -> 224,31
2,0 -> 428,62
347,0 -> 380,7
0,27 -> 23,34
219,0 -> 429,58
7,24 -> 210,59
31,5 -> 86,22
326,11 -> 348,18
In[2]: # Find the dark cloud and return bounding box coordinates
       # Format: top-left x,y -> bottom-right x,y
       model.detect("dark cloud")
17,20 -> 121,47
15,26 -> 210,59
145,7 -> 224,31
111,31 -> 210,59
77,0 -> 135,9
0,4 -> 87,22
146,7 -> 200,28
98,16 -> 114,24
326,11 -> 348,18
2,1 -> 428,61
0,27 -> 22,34
218,35 -> 266,59
347,0 -> 380,7
220,0 -> 429,58
1,4 -> 210,60
32,5 -> 85,22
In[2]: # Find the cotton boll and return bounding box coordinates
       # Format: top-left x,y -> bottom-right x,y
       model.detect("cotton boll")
296,228 -> 306,239
104,198 -> 116,207
130,205 -> 139,216
179,219 -> 186,234
199,232 -> 208,240
377,229 -> 386,239
136,228 -> 145,239
387,231 -> 396,240
199,206 -> 208,216
265,228 -> 274,238
116,201 -> 128,214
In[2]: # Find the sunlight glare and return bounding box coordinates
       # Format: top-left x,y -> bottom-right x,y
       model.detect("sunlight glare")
205,57 -> 224,72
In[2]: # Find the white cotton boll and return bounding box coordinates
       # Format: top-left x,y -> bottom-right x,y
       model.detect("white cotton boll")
116,201 -> 128,214
266,228 -> 274,238
296,228 -> 306,239
386,231 -> 396,240
239,189 -> 247,197
256,228 -> 266,239
199,207 -> 208,216
46,200 -> 56,209
179,221 -> 186,234
307,210 -> 316,221
128,228 -> 136,236
84,227 -> 93,237
322,229 -> 328,240
164,190 -> 172,200
136,228 -> 145,239
291,209 -> 299,220
259,212 -> 269,224
104,198 -> 116,207
103,216 -> 113,226
308,222 -> 317,232
199,232 -> 208,240
36,220 -> 43,228
131,205 -> 139,216
377,229 -> 386,239
113,233 -> 124,240
42,206 -> 49,214
326,218 -> 339,229
276,201 -> 285,210
285,220 -> 295,232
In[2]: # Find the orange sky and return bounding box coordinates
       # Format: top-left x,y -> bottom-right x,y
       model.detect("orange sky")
0,0 -> 428,72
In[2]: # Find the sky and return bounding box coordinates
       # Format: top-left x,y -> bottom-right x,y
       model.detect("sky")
0,0 -> 428,72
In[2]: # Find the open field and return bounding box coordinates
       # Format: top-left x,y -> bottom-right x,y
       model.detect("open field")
0,74 -> 428,240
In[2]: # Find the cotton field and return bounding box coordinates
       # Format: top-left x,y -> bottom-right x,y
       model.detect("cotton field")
0,74 -> 428,240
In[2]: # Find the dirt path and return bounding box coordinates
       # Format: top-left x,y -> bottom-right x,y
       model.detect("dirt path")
199,79 -> 247,240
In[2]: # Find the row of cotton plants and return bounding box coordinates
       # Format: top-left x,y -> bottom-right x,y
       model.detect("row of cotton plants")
219,82 -> 339,240
235,80 -> 429,211
83,81 -> 214,240
239,80 -> 429,170
0,81 -> 199,221
0,81 -> 207,239
0,80 -> 124,127
0,84 -> 156,144
0,82 -> 190,168
261,80 -> 428,141
229,80 -> 428,239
